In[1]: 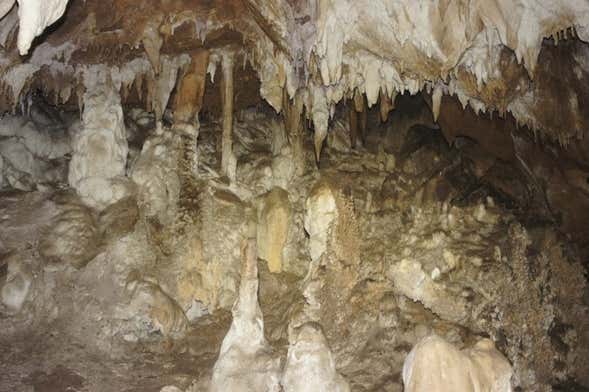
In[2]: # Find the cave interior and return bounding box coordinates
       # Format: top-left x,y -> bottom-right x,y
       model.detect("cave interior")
0,1 -> 589,391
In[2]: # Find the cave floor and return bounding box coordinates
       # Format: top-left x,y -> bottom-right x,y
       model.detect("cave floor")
0,313 -> 231,392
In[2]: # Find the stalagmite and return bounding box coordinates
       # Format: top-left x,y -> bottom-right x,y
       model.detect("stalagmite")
282,182 -> 351,391
220,52 -> 237,181
210,236 -> 281,392
68,70 -> 131,210
282,321 -> 350,392
403,335 -> 512,392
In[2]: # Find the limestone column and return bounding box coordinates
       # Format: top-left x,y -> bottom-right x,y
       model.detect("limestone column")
220,52 -> 237,181
172,50 -> 209,175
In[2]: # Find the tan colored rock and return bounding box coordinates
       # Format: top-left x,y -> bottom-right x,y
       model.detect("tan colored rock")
125,274 -> 188,338
98,196 -> 139,243
304,180 -> 361,266
282,92 -> 306,177
174,234 -> 204,312
131,131 -> 181,227
403,335 -> 512,392
198,188 -> 248,310
389,259 -> 467,323
257,188 -> 291,273
173,50 -> 209,124
220,52 -> 237,182
1,254 -> 33,314
39,196 -> 101,269
304,182 -> 337,263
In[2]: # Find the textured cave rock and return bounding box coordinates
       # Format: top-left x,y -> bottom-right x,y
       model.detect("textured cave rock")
0,1 -> 588,391
38,194 -> 101,269
0,114 -> 71,190
1,252 -> 33,314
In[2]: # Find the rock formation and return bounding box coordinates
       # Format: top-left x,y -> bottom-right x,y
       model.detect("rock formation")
282,322 -> 350,392
68,71 -> 131,209
210,236 -> 281,392
0,1 -> 587,391
403,335 -> 513,392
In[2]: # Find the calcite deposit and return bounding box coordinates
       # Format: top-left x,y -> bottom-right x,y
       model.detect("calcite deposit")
0,1 -> 588,391
403,335 -> 512,392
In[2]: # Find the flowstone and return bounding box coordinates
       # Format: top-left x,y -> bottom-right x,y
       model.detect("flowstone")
257,187 -> 291,273
403,335 -> 512,392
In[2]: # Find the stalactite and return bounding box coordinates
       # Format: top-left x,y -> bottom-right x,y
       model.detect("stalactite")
142,19 -> 163,76
173,51 -> 209,124
154,58 -> 181,128
15,0 -> 69,55
352,89 -> 368,145
379,89 -> 396,123
283,91 -> 305,176
221,51 -> 236,181
311,85 -> 329,163
432,86 -> 443,122
134,73 -> 144,101
353,88 -> 364,112
359,97 -> 367,145
348,102 -> 359,149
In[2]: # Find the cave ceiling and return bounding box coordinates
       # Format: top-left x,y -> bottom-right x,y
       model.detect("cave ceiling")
0,0 -> 588,151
